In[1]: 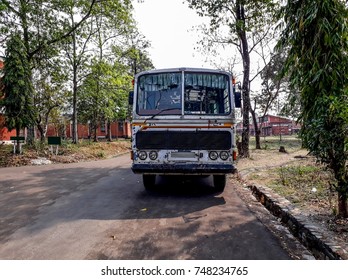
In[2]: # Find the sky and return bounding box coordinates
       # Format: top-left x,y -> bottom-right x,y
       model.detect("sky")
133,0 -> 211,69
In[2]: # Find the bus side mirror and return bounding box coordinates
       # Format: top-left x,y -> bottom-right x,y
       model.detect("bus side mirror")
235,91 -> 241,108
128,91 -> 134,105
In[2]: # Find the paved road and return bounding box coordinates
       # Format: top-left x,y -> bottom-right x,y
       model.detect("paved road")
0,154 -> 292,259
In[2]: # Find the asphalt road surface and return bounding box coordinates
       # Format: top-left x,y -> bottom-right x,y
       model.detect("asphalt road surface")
0,154 -> 293,259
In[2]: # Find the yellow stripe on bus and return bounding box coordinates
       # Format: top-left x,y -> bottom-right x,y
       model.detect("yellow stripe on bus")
132,124 -> 234,129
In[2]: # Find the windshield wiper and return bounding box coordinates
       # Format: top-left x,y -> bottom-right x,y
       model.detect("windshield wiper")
144,108 -> 181,123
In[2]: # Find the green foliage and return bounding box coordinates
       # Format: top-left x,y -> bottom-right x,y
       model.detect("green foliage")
1,34 -> 36,132
278,0 -> 348,216
33,55 -> 70,141
78,59 -> 132,127
187,0 -> 280,157
0,0 -> 152,144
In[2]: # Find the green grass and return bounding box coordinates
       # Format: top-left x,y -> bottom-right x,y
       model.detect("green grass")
249,135 -> 302,152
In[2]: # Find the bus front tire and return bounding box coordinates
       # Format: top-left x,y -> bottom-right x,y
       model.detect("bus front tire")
143,174 -> 156,190
213,175 -> 226,192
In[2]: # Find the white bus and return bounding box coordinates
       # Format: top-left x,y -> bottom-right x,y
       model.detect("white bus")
129,68 -> 240,192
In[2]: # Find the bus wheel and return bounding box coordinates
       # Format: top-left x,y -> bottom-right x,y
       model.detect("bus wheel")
213,175 -> 226,192
143,174 -> 156,190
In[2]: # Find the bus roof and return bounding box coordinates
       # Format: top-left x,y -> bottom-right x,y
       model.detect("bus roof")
135,67 -> 232,78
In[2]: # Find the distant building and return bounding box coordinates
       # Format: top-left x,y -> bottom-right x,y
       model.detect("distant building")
1,118 -> 131,143
236,114 -> 301,136
63,120 -> 131,140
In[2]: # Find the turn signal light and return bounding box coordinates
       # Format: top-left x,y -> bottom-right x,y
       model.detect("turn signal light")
233,150 -> 237,161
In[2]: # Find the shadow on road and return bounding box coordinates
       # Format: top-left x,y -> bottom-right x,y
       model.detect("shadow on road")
95,221 -> 290,260
120,175 -> 226,220
0,160 -> 292,260
0,163 -> 226,241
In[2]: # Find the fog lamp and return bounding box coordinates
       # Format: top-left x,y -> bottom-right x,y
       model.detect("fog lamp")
220,151 -> 229,160
209,151 -> 218,160
149,151 -> 158,160
138,151 -> 147,160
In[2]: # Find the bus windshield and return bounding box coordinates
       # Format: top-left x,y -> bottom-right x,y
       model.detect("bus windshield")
136,71 -> 231,116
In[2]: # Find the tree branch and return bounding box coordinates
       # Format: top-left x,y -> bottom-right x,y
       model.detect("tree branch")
28,0 -> 99,59
0,0 -> 20,16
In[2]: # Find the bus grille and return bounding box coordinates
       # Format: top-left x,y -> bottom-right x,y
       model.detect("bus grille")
136,131 -> 231,150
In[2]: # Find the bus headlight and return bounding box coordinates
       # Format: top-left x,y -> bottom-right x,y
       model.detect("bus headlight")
149,151 -> 158,160
138,151 -> 147,160
220,151 -> 229,160
209,151 -> 218,160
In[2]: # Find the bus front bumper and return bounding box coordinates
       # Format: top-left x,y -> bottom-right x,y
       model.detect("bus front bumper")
131,163 -> 236,175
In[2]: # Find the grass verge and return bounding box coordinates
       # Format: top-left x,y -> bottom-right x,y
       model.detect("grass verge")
0,139 -> 131,167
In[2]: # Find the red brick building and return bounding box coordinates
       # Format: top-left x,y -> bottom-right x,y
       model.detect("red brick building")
63,121 -> 131,139
258,115 -> 301,136
42,118 -> 131,140
1,120 -> 131,143
0,115 -> 19,142
236,114 -> 301,136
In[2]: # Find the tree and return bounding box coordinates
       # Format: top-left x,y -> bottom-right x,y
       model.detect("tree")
187,0 -> 278,157
78,60 -> 132,142
126,32 -> 154,75
32,58 -> 69,142
0,0 -> 98,144
0,34 -> 36,153
278,0 -> 348,217
60,1 -> 96,144
250,49 -> 290,148
60,0 -> 134,143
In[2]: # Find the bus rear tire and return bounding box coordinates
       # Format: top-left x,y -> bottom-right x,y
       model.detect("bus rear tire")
143,174 -> 156,190
213,175 -> 226,192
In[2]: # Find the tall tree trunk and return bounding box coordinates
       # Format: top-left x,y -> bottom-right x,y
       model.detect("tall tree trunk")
72,85 -> 78,144
70,13 -> 79,144
37,124 -> 46,142
236,1 -> 250,157
250,106 -> 261,149
15,126 -> 20,154
93,124 -> 98,142
106,121 -> 112,142
116,121 -> 119,140
37,113 -> 49,142
338,191 -> 348,218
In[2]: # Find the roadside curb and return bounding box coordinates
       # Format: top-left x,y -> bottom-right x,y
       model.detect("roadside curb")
248,184 -> 348,260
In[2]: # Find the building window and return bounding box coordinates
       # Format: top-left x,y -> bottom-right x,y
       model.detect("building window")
118,122 -> 123,131
100,122 -> 106,132
260,116 -> 268,123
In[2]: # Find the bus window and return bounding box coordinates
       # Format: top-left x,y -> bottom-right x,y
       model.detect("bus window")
184,73 -> 231,115
137,73 -> 182,115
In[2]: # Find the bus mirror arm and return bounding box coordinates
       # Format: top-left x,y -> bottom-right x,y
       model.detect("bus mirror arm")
235,91 -> 241,108
128,91 -> 134,105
